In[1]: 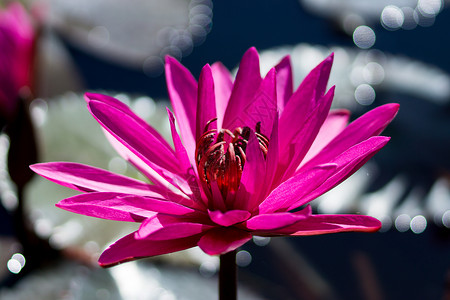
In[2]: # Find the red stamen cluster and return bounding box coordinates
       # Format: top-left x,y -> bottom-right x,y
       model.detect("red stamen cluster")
195,119 -> 269,200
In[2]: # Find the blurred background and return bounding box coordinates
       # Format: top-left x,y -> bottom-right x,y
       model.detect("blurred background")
0,0 -> 449,299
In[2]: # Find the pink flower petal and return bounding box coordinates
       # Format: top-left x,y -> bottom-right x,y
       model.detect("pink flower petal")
208,209 -> 251,227
165,56 -> 198,157
292,136 -> 391,209
258,163 -> 337,213
85,93 -> 171,151
136,214 -> 213,240
244,205 -> 311,231
56,192 -> 197,221
196,64 -> 217,140
223,47 -> 262,130
274,55 -> 293,113
88,108 -> 175,191
56,193 -> 153,222
88,100 -> 181,178
264,214 -> 381,236
31,162 -> 162,196
301,109 -> 350,166
211,62 -> 233,129
301,103 -> 399,171
198,227 -> 252,255
99,231 -> 201,267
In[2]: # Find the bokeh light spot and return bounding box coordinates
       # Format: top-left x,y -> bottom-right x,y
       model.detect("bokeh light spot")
410,215 -> 427,234
443,210 -> 450,228
353,26 -> 376,49
236,250 -> 252,267
253,236 -> 271,246
381,6 -> 404,30
355,84 -> 376,105
363,62 -> 385,85
395,214 -> 411,232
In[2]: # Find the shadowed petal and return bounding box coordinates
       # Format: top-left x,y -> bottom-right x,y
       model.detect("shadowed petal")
99,231 -> 201,267
167,109 -> 206,208
263,214 -> 381,236
211,62 -> 233,129
274,55 -> 293,113
165,56 -> 198,156
210,180 -> 227,212
136,214 -> 213,240
30,162 -> 158,195
56,192 -> 197,221
244,205 -> 311,231
198,227 -> 252,255
235,132 -> 266,211
167,109 -> 192,173
208,209 -> 251,227
258,163 -> 337,213
261,113 -> 279,199
223,47 -> 262,130
196,64 -> 217,140
301,103 -> 399,170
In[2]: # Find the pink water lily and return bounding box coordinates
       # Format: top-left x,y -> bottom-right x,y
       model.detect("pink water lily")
31,48 -> 398,267
0,2 -> 34,119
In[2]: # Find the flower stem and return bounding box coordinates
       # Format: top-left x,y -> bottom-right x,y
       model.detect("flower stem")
219,250 -> 237,300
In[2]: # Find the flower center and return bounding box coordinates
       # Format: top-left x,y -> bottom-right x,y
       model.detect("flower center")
195,119 -> 269,200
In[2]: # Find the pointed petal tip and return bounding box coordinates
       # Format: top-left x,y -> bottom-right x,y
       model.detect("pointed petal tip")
164,56 -> 185,73
368,103 -> 400,127
328,85 -> 336,94
84,92 -> 98,103
200,63 -> 213,77
211,61 -> 225,68
266,67 -> 276,78
385,102 -> 400,114
247,46 -> 258,53
243,46 -> 260,60
28,163 -> 39,172
320,52 -> 334,70
279,54 -> 292,64
164,55 -> 177,64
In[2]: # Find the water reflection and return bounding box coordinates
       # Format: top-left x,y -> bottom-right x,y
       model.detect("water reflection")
259,44 -> 450,109
300,0 -> 445,31
38,0 -> 213,73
